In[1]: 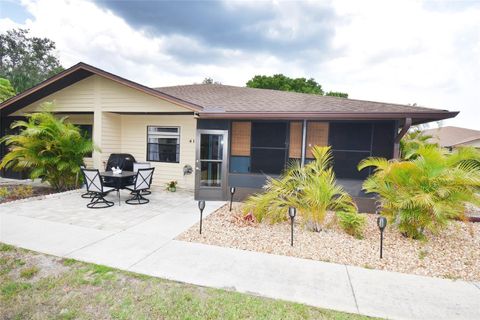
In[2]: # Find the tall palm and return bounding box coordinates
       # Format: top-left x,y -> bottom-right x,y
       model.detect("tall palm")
0,106 -> 96,191
359,145 -> 480,239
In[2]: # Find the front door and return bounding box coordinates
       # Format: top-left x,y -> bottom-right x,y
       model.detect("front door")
195,129 -> 228,200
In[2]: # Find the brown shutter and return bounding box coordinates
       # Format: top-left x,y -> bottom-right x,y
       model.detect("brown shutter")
289,121 -> 303,159
231,121 -> 251,156
306,122 -> 329,158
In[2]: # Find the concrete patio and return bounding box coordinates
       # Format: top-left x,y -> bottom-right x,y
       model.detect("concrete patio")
1,188 -> 480,320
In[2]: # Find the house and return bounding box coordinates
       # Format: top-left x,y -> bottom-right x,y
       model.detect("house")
423,126 -> 480,150
0,62 -> 459,211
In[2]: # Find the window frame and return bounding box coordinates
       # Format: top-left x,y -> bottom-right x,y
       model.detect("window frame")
146,125 -> 181,163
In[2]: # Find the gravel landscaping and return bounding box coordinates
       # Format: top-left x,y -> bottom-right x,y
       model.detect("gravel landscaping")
178,203 -> 480,281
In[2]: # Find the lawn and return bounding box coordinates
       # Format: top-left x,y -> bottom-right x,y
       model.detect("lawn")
0,243 -> 375,320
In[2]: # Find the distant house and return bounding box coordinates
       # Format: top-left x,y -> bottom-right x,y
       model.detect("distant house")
423,126 -> 480,150
0,62 -> 459,211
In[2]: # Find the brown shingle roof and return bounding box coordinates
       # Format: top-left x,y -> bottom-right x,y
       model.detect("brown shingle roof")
423,126 -> 480,147
155,84 -> 451,114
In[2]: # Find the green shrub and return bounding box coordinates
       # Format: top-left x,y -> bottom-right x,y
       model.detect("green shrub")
243,146 -> 357,232
337,211 -> 366,238
0,187 -> 8,199
359,145 -> 480,239
0,103 -> 97,191
15,185 -> 33,198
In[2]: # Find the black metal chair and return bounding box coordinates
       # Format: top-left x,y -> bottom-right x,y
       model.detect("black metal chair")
125,168 -> 155,205
132,162 -> 152,195
80,165 -> 95,199
81,168 -> 116,209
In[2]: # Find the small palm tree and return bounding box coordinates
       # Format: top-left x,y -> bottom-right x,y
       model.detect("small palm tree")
400,129 -> 437,160
0,104 -> 96,191
244,146 -> 360,232
359,145 -> 480,239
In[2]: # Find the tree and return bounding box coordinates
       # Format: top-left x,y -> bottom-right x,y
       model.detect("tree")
246,74 -> 324,95
0,78 -> 15,102
359,146 -> 480,239
325,91 -> 348,98
400,129 -> 437,160
246,74 -> 348,98
0,103 -> 96,191
0,29 -> 64,93
202,77 -> 221,84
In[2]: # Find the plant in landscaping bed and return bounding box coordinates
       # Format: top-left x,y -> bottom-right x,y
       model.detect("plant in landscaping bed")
166,180 -> 178,192
243,146 -> 364,234
0,187 -> 8,200
0,103 -> 96,192
400,129 -> 437,160
337,211 -> 366,239
359,145 -> 480,239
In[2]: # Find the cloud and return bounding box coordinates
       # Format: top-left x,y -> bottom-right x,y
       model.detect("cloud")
94,0 -> 339,62
0,0 -> 478,129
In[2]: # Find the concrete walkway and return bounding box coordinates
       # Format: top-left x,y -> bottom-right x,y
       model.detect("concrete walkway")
1,190 -> 479,320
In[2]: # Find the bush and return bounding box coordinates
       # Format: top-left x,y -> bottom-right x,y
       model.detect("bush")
0,187 -> 8,199
359,145 -> 480,239
0,103 -> 96,191
337,211 -> 366,238
243,146 -> 358,232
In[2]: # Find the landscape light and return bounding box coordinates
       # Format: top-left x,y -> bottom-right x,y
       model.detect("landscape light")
198,200 -> 206,234
288,207 -> 297,246
229,187 -> 236,212
377,216 -> 387,259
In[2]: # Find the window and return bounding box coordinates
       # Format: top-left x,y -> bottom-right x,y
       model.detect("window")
250,121 -> 288,175
147,126 -> 180,163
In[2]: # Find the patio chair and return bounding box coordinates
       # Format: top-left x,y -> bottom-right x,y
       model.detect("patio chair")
124,167 -> 155,205
133,162 -> 152,195
80,165 -> 95,199
81,168 -> 116,209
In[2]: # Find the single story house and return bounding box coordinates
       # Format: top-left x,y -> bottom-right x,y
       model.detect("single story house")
423,126 -> 480,150
0,62 -> 458,211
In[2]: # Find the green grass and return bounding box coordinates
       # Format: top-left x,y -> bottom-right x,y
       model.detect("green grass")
0,243 -> 377,320
20,266 -> 40,279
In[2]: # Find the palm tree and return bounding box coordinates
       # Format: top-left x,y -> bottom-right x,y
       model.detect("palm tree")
400,129 -> 437,160
243,146 -> 360,232
0,104 -> 96,191
359,145 -> 480,239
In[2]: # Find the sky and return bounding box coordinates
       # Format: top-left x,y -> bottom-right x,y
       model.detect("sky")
0,0 -> 479,130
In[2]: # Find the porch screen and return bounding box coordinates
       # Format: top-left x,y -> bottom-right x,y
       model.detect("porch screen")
231,122 -> 251,156
250,121 -> 288,175
147,126 -> 180,163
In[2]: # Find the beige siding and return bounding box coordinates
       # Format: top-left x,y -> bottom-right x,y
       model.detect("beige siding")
101,113 -> 122,165
120,115 -> 196,189
97,77 -> 189,113
14,75 -> 188,114
12,77 -> 95,115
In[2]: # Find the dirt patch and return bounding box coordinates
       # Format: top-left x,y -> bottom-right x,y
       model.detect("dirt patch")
178,203 -> 480,281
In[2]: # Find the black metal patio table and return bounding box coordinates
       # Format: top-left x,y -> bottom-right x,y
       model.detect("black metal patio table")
100,171 -> 137,206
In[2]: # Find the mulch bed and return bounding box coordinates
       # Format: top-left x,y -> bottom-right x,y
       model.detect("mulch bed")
0,184 -> 57,204
178,203 -> 480,281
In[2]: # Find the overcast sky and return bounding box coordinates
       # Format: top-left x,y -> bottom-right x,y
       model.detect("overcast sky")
1,0 -> 479,129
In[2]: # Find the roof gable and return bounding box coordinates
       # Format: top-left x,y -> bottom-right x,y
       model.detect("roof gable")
0,62 -> 202,116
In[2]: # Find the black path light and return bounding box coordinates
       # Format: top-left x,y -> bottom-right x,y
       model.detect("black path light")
229,187 -> 236,211
377,216 -> 387,259
198,200 -> 206,234
288,207 -> 297,246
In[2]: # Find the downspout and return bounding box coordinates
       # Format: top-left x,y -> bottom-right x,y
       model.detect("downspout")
301,120 -> 307,166
393,117 -> 412,159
